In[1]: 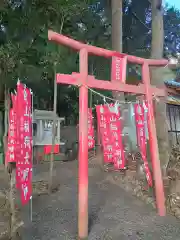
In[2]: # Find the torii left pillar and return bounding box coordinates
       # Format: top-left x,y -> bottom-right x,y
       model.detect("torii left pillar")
78,49 -> 89,239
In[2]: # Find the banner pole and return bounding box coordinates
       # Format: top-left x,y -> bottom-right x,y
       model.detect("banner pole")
30,196 -> 32,222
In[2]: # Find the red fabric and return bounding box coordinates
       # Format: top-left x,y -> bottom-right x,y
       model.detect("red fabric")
44,145 -> 60,155
107,104 -> 125,170
88,108 -> 95,149
134,103 -> 152,187
96,104 -> 125,169
5,108 -> 16,163
77,108 -> 95,149
111,57 -> 122,81
5,93 -> 17,164
96,105 -> 113,163
16,82 -> 33,205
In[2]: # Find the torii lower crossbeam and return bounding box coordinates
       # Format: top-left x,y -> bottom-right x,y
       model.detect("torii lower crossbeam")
48,30 -> 168,240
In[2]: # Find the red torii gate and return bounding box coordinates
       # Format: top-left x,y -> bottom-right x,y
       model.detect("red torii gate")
48,30 -> 168,240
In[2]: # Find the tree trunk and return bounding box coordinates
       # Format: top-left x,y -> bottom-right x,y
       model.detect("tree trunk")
48,65 -> 57,193
0,84 -> 4,165
3,86 -> 9,165
48,19 -> 64,193
111,0 -> 123,52
111,0 -> 124,100
151,0 -> 169,176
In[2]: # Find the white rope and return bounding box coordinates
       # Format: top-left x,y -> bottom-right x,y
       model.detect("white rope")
84,85 -> 139,104
83,84 -> 161,105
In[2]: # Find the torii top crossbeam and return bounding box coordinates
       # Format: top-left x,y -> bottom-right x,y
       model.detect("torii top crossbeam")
48,30 -> 167,66
48,30 -> 168,240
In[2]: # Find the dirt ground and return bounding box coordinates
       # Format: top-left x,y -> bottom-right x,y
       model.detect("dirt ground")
0,166 -> 10,240
19,159 -> 180,240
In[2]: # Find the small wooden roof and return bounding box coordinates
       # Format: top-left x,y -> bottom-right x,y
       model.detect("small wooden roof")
33,109 -> 65,121
167,95 -> 180,106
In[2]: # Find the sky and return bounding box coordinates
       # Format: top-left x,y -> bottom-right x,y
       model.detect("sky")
166,0 -> 180,9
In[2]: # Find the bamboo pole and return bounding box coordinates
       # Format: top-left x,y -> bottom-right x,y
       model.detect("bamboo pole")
48,18 -> 64,193
48,65 -> 57,193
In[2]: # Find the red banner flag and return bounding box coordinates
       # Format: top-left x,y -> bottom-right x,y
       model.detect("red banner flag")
96,104 -> 125,168
88,108 -> 95,149
5,94 -> 17,164
16,82 -> 33,205
107,104 -> 125,169
96,105 -> 113,163
5,109 -> 16,163
134,103 -> 152,187
77,108 -> 95,150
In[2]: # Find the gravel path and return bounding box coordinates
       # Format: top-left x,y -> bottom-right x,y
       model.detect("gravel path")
21,160 -> 180,240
